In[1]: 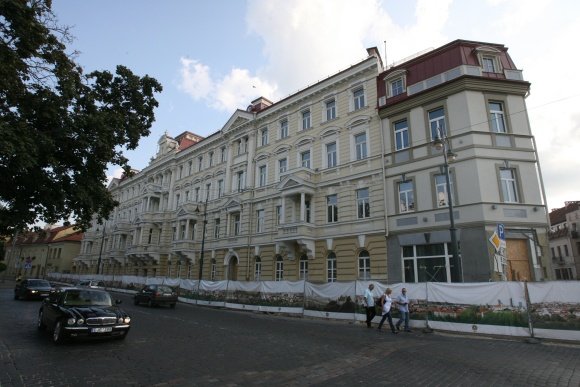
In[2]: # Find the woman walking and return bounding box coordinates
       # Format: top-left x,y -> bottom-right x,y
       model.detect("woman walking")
377,288 -> 398,334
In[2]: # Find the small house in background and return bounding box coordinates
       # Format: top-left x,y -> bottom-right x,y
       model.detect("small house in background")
2,225 -> 83,279
549,201 -> 580,280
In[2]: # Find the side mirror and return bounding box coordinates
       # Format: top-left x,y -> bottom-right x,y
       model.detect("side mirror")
115,299 -> 123,305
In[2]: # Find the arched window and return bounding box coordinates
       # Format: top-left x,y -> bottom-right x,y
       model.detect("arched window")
327,252 -> 337,282
299,254 -> 308,280
358,250 -> 370,280
275,255 -> 284,281
254,256 -> 262,281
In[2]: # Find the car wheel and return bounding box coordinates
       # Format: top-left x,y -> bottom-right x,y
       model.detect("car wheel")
52,320 -> 66,344
37,311 -> 46,331
118,331 -> 129,340
147,298 -> 153,308
170,303 -> 176,309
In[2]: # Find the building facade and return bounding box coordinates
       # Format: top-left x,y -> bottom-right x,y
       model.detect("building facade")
74,40 -> 551,283
548,201 -> 580,280
377,40 -> 550,283
3,225 -> 82,279
75,48 -> 389,282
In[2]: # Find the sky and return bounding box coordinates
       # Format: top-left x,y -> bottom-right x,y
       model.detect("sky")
51,0 -> 580,212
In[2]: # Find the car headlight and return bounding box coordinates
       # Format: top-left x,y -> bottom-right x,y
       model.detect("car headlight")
30,290 -> 38,293
124,317 -> 131,324
76,318 -> 85,325
67,318 -> 76,325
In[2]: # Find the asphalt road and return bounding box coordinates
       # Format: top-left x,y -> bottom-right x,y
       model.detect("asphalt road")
1,284 -> 579,386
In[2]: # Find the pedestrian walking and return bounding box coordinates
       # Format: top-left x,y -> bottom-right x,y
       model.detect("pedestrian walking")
363,283 -> 376,328
395,287 -> 411,332
377,288 -> 398,334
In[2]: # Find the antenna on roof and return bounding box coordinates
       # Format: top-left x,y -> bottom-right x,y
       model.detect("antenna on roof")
384,40 -> 387,70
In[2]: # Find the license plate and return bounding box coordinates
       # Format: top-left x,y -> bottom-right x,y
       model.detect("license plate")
91,327 -> 113,333
40,293 -> 48,297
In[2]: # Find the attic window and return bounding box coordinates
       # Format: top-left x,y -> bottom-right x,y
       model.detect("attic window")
474,46 -> 503,74
383,69 -> 407,98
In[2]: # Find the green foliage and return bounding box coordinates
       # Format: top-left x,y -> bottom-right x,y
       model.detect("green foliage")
0,0 -> 162,235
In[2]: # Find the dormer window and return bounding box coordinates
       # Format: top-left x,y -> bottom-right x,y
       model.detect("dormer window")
384,69 -> 407,98
474,46 -> 503,74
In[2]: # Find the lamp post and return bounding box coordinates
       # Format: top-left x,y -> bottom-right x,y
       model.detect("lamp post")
433,126 -> 463,282
195,194 -> 209,281
96,226 -> 105,275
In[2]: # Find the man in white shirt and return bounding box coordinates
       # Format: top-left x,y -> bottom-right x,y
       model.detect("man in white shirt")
363,283 -> 376,328
395,287 -> 411,332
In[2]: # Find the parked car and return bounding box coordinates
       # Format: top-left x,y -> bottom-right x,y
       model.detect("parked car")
134,284 -> 178,308
76,280 -> 105,288
37,287 -> 131,344
14,279 -> 52,300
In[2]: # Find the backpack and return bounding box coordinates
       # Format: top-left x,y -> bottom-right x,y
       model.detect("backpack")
377,296 -> 384,307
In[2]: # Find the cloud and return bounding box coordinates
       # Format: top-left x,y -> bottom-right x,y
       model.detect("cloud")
178,58 -> 278,112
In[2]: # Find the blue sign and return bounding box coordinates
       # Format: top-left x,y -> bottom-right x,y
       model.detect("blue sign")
497,224 -> 505,241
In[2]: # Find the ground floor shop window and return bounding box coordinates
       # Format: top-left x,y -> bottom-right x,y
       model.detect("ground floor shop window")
402,243 -> 460,283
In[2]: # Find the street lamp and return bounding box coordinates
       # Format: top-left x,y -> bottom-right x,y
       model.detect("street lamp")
195,194 -> 209,281
96,226 -> 105,275
433,126 -> 463,282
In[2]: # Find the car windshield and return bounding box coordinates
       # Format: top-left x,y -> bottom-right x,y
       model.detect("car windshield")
28,280 -> 51,287
157,286 -> 174,293
63,290 -> 112,307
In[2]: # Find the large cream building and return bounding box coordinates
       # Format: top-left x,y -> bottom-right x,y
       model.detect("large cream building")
74,40 -> 551,283
75,48 -> 389,282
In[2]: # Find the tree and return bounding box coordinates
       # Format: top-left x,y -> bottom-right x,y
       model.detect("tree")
0,0 -> 162,235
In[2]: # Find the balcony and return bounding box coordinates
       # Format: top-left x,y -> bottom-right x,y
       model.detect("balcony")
125,244 -> 161,264
276,222 -> 316,259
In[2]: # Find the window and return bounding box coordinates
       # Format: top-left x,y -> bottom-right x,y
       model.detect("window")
353,88 -> 365,110
180,224 -> 186,240
276,205 -> 282,225
326,142 -> 337,168
254,257 -> 262,280
302,109 -> 311,130
391,78 -> 404,96
305,201 -> 311,223
327,253 -> 337,282
278,158 -> 287,177
358,250 -> 370,280
261,127 -> 269,146
194,187 -> 200,202
221,146 -> 227,163
208,152 -> 213,167
325,99 -> 336,121
275,255 -> 284,281
429,108 -> 446,140
482,57 -> 496,73
394,119 -> 409,151
435,173 -> 454,207
280,119 -> 288,139
236,171 -> 245,192
301,150 -> 311,168
214,218 -> 220,238
256,209 -> 265,233
354,133 -> 367,160
489,101 -> 507,133
233,214 -> 241,236
218,179 -> 224,198
356,188 -> 370,219
210,259 -> 217,280
399,180 -> 415,212
179,165 -> 183,179
198,156 -> 203,171
500,168 -> 519,203
258,165 -> 267,187
205,183 -> 211,200
403,243 -> 461,283
327,194 -> 338,223
237,139 -> 245,155
188,161 -> 193,176
299,255 -> 309,280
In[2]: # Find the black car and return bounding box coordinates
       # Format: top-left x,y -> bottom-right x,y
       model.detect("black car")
14,279 -> 52,300
37,287 -> 131,344
134,284 -> 178,308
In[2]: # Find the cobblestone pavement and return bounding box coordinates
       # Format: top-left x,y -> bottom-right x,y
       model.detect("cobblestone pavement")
1,280 -> 579,386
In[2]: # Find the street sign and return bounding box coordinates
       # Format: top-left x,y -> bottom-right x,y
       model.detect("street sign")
498,224 -> 505,240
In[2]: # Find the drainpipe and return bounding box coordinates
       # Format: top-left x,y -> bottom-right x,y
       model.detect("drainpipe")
378,107 -> 390,282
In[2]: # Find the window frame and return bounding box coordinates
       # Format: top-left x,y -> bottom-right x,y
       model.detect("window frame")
301,109 -> 311,130
398,180 -> 415,213
358,250 -> 370,280
325,98 -> 336,121
327,252 -> 337,283
327,194 -> 338,223
279,119 -> 289,139
353,87 -> 365,111
394,119 -> 410,151
356,188 -> 370,219
326,141 -> 337,168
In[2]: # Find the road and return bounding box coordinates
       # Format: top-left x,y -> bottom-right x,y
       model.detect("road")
1,285 -> 579,386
